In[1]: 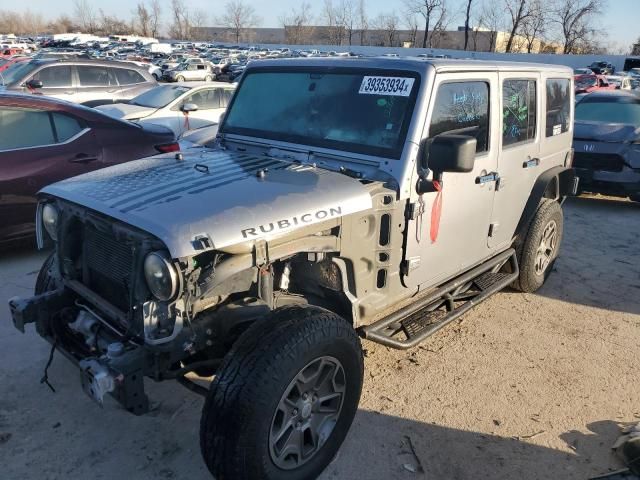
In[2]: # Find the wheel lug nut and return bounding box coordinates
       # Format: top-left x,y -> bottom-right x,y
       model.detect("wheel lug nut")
292,409 -> 298,416
302,393 -> 308,400
296,421 -> 302,428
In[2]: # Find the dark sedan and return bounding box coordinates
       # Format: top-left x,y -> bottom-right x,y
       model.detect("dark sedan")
573,91 -> 640,201
0,93 -> 179,245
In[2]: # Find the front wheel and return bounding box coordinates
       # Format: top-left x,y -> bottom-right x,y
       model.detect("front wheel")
512,199 -> 564,293
176,75 -> 185,82
200,305 -> 363,480
204,74 -> 213,82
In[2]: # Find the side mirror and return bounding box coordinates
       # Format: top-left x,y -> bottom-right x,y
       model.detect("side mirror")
182,103 -> 199,113
26,79 -> 43,89
422,134 -> 477,174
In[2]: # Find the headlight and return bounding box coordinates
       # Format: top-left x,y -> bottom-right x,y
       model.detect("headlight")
144,251 -> 178,301
42,203 -> 59,241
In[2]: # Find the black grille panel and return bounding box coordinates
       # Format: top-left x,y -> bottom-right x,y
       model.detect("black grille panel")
84,226 -> 133,312
574,152 -> 625,172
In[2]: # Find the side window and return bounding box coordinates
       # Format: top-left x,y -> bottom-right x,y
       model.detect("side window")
52,113 -> 84,142
0,108 -> 55,149
186,90 -> 221,110
545,79 -> 571,137
429,81 -> 490,153
197,65 -> 206,70
502,79 -> 536,146
32,66 -> 73,88
77,65 -> 117,87
114,69 -> 146,85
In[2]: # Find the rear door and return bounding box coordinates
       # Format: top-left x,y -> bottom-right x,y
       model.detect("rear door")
0,108 -> 101,241
488,73 -> 540,249
175,88 -> 226,134
75,64 -> 120,105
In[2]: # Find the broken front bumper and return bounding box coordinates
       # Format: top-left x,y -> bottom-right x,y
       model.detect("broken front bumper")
9,289 -> 150,415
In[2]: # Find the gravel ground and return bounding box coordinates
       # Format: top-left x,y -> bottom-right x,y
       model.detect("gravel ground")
1,195 -> 639,480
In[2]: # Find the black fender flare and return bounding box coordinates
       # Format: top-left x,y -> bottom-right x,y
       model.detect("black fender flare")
514,166 -> 577,239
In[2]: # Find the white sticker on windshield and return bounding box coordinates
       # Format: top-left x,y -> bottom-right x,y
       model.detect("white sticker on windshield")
359,76 -> 415,96
552,124 -> 562,136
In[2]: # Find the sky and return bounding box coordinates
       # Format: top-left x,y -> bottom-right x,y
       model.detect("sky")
7,0 -> 640,50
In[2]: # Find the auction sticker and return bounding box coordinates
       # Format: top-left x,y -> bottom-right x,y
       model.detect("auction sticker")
359,76 -> 415,96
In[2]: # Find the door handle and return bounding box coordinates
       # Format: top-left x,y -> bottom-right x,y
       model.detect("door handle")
475,172 -> 500,185
69,153 -> 98,164
522,158 -> 540,169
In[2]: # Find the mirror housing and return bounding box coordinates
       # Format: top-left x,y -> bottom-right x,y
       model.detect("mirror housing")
181,103 -> 199,113
422,134 -> 477,174
26,79 -> 43,89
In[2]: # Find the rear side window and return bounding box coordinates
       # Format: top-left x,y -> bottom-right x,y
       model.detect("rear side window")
32,66 -> 73,88
429,81 -> 490,153
502,79 -> 536,146
545,79 -> 571,137
77,65 -> 117,86
0,109 -> 55,149
52,113 -> 84,142
114,68 -> 146,85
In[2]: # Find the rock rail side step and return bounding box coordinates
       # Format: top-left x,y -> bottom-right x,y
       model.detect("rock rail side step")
359,249 -> 519,350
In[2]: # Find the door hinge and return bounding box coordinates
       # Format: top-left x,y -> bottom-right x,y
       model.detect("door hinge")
401,257 -> 421,275
405,202 -> 418,220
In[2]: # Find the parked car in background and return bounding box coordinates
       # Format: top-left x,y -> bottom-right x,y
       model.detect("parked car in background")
0,59 -> 157,106
0,55 -> 29,73
573,68 -> 593,75
574,74 -> 616,94
163,62 -> 214,82
605,75 -> 634,90
96,81 -> 235,135
159,53 -> 191,72
1,47 -> 23,57
573,90 -> 640,202
0,93 -> 178,245
178,123 -> 219,149
588,61 -> 614,75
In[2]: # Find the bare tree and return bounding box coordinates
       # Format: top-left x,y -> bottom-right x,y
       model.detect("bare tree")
521,0 -> 545,53
504,0 -> 531,53
463,0 -> 473,50
149,0 -> 162,38
356,0 -> 369,45
191,9 -> 209,40
429,3 -> 448,48
73,0 -> 97,33
322,0 -> 345,45
477,0 -> 503,51
169,0 -> 190,40
135,2 -> 151,37
632,37 -> 640,56
280,2 -> 315,45
403,9 -> 420,47
218,0 -> 261,44
340,0 -> 358,46
552,0 -> 603,54
374,12 -> 400,46
97,9 -> 129,35
406,0 -> 443,49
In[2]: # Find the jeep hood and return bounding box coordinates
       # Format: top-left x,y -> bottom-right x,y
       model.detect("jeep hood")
95,103 -> 156,120
41,150 -> 373,257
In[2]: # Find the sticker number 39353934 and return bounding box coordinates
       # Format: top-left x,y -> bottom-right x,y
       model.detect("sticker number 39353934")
359,76 -> 415,96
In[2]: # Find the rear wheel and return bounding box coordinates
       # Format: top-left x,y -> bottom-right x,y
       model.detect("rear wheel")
512,199 -> 564,293
200,305 -> 363,480
204,74 -> 213,82
176,75 -> 185,82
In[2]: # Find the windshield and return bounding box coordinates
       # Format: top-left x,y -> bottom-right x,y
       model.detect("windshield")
576,76 -> 597,89
575,96 -> 640,124
2,61 -> 37,85
222,68 -> 419,159
130,85 -> 191,108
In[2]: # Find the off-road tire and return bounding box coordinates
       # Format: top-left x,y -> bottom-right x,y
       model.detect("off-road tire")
35,252 -> 56,295
176,75 -> 185,82
200,305 -> 364,480
512,199 -> 563,293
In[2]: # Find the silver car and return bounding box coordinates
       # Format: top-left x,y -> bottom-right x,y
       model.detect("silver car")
0,58 -> 157,107
164,61 -> 214,82
12,58 -> 576,480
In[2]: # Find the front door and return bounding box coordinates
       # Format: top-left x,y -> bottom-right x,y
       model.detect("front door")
403,72 -> 499,290
487,73 -> 541,249
28,65 -> 76,102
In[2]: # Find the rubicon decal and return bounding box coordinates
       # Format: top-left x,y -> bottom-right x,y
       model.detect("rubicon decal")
241,206 -> 343,238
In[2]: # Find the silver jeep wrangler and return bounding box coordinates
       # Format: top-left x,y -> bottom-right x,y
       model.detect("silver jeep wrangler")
9,58 -> 577,480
